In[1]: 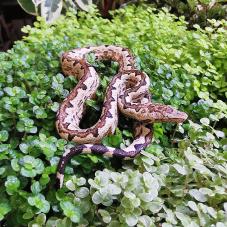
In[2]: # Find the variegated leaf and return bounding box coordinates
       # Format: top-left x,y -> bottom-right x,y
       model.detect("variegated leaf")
41,0 -> 63,23
75,0 -> 93,12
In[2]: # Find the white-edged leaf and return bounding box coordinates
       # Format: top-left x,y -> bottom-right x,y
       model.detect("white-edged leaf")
124,191 -> 136,200
75,0 -> 92,12
193,163 -> 214,176
98,209 -> 111,224
189,189 -> 207,202
173,164 -> 188,175
224,203 -> 227,212
199,188 -> 213,196
207,206 -> 217,218
175,212 -> 192,226
92,191 -> 102,204
143,172 -> 159,190
165,209 -> 177,224
200,118 -> 210,126
75,187 -> 89,198
216,223 -> 226,227
184,148 -> 203,164
139,191 -> 158,202
138,215 -> 154,227
41,0 -> 63,23
147,199 -> 163,213
65,180 -> 76,191
107,184 -> 121,195
125,215 -> 138,226
214,130 -> 225,138
187,201 -> 198,211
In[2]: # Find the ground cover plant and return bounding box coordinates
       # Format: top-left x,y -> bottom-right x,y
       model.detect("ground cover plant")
0,4 -> 226,226
150,0 -> 227,28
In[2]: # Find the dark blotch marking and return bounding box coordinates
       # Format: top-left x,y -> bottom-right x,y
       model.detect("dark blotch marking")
63,122 -> 70,129
81,83 -> 87,90
106,111 -> 113,118
93,128 -> 99,137
73,60 -> 78,66
66,102 -> 73,108
134,143 -> 145,151
112,148 -> 126,158
112,148 -> 138,158
110,97 -> 115,102
91,145 -> 108,154
78,100 -> 83,107
68,134 -> 76,141
122,47 -> 128,51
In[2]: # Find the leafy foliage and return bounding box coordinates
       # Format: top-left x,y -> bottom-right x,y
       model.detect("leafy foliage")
17,0 -> 227,27
150,0 -> 227,27
0,4 -> 226,226
16,0 -> 92,22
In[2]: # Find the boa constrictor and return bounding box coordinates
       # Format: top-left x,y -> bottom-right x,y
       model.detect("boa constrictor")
56,45 -> 188,188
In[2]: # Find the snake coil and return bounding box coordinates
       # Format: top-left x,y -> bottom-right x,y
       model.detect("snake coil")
56,45 -> 188,188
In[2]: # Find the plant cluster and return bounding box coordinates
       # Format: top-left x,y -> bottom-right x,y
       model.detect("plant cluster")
17,0 -> 92,23
17,0 -> 227,26
150,0 -> 227,27
0,4 -> 226,226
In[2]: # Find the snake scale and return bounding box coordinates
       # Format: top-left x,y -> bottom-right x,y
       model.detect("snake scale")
56,45 -> 188,188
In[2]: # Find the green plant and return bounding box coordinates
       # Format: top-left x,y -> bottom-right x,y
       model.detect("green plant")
0,4 -> 226,226
17,0 -> 138,22
17,0 -> 93,23
150,0 -> 227,27
17,0 -> 227,26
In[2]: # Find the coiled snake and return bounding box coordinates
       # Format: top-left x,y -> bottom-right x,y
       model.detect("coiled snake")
56,45 -> 188,188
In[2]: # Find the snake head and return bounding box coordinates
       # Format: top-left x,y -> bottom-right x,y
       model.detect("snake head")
150,104 -> 188,123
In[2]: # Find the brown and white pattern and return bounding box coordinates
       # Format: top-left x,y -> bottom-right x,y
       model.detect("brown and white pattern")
56,45 -> 188,188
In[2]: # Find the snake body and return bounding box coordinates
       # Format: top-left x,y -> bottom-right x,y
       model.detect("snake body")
56,45 -> 188,188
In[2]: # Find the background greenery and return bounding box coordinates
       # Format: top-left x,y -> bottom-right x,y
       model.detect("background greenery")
0,4 -> 226,226
150,0 -> 227,28
17,0 -> 227,26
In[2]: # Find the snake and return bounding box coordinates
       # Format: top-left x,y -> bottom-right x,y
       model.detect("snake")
55,45 -> 188,188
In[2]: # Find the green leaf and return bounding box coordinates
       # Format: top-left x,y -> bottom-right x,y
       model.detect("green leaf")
17,0 -> 37,15
36,213 -> 46,225
60,201 -> 81,223
98,209 -> 111,224
31,181 -> 41,194
5,176 -> 20,195
28,194 -> 50,213
0,130 -> 8,142
0,203 -> 11,221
